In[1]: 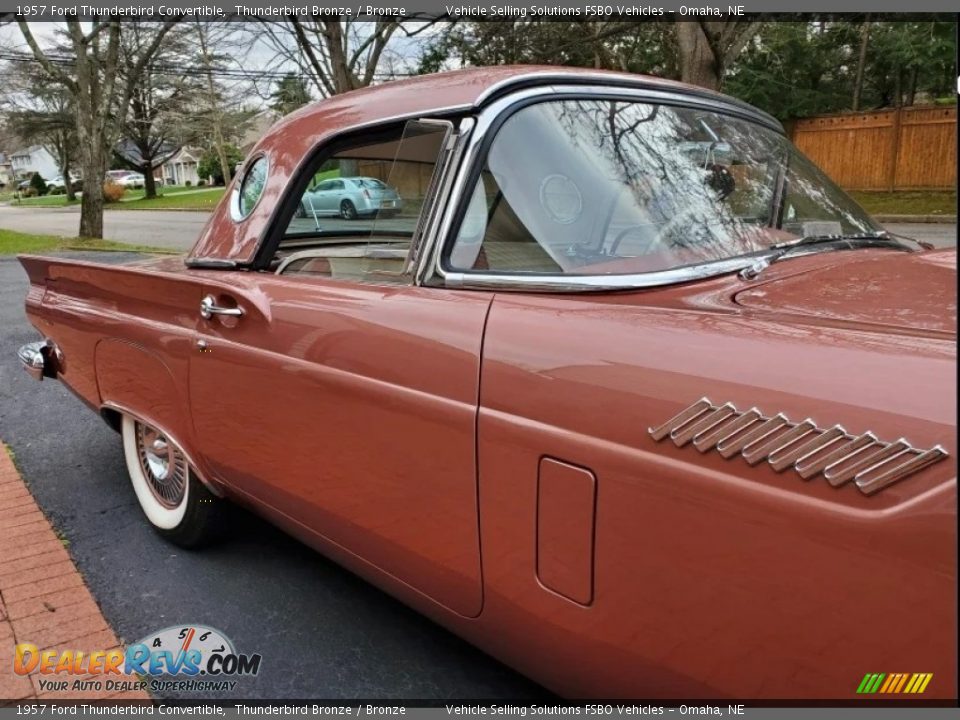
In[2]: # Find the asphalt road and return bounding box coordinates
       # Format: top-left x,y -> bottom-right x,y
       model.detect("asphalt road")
0,206 -> 209,252
0,253 -> 548,701
0,205 -> 956,252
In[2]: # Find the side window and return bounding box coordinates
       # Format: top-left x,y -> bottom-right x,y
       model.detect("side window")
275,121 -> 453,284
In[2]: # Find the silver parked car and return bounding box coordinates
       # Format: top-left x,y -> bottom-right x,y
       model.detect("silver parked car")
296,176 -> 403,220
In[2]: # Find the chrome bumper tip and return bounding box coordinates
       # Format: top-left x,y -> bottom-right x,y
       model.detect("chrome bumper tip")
17,340 -> 57,381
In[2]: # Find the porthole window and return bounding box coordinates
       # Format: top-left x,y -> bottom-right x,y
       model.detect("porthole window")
232,155 -> 268,221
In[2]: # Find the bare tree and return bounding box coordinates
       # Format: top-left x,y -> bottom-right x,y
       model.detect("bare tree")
674,20 -> 761,91
259,20 -> 433,97
18,20 -> 176,238
193,21 -> 240,186
116,23 -> 194,199
3,67 -> 79,201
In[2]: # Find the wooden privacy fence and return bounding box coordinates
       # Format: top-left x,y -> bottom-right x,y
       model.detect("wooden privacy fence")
790,105 -> 956,191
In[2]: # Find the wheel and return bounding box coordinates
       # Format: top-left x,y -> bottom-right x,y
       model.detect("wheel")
121,415 -> 221,548
295,201 -> 307,218
340,199 -> 358,220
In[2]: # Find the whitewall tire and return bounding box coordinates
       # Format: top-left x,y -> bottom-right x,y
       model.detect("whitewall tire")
121,414 -> 221,548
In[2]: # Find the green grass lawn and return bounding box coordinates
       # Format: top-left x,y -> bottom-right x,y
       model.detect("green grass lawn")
0,228 -> 176,255
6,185 -> 226,211
115,187 -> 226,210
7,194 -> 81,208
850,190 -> 957,217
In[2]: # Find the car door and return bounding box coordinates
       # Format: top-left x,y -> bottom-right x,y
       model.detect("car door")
187,122 -> 487,617
306,180 -> 330,214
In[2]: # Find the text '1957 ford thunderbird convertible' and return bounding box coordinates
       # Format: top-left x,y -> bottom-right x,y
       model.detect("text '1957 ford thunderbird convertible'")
16,67 -> 956,700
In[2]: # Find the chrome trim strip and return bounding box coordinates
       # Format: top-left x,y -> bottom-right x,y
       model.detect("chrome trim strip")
800,432 -> 878,481
473,72 -> 784,133
718,414 -> 788,459
412,118 -> 475,284
771,425 -> 847,473
855,445 -> 949,495
744,419 -> 816,466
693,408 -> 762,453
648,397 -> 711,442
670,402 -> 736,447
649,399 -> 949,496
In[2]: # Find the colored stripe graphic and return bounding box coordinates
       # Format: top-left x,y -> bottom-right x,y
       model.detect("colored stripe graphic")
859,673 -> 933,694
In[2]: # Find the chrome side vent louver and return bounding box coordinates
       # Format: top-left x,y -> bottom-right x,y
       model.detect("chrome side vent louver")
648,398 -> 948,495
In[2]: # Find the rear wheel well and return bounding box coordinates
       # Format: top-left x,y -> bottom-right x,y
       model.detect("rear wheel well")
100,407 -> 122,433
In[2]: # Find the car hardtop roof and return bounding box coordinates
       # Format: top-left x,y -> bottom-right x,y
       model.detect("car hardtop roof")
270,65 -> 782,139
187,66 -> 782,266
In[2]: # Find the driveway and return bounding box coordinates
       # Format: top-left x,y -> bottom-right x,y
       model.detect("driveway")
0,253 -> 547,700
0,204 -> 955,253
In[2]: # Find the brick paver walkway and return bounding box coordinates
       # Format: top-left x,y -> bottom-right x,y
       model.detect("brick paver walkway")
1,446 -> 151,702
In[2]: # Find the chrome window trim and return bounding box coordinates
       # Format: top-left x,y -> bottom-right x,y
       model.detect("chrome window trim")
473,71 -> 784,134
411,117 -> 475,284
230,153 -> 270,222
400,118 -> 457,276
417,85 -> 795,292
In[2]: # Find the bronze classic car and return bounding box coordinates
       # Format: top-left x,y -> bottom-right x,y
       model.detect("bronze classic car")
17,67 -> 956,700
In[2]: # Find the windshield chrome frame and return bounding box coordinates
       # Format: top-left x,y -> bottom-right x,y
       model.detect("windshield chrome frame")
417,84 -> 805,292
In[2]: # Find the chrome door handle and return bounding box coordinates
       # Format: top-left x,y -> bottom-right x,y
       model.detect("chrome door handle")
200,295 -> 243,319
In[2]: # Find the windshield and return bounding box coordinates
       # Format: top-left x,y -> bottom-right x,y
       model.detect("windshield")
446,99 -> 882,276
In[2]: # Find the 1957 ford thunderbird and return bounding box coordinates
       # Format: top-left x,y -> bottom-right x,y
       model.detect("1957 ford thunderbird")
17,67 -> 956,699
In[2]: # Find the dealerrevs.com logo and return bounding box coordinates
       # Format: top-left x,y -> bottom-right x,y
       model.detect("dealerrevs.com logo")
14,624 -> 262,694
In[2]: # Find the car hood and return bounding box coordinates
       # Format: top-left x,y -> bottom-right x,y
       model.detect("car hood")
733,248 -> 957,336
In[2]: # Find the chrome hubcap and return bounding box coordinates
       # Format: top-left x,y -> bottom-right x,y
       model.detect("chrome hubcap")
136,421 -> 187,508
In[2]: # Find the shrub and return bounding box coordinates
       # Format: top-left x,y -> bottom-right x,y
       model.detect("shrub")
23,187 -> 37,198
198,144 -> 244,185
103,180 -> 126,203
49,186 -> 65,196
185,180 -> 192,187
198,179 -> 206,187
29,173 -> 48,196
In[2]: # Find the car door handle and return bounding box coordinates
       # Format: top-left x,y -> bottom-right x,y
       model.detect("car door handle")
200,295 -> 243,319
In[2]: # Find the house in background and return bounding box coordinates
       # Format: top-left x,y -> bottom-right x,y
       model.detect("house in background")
0,152 -> 14,188
161,147 -> 203,186
10,146 -> 58,181
239,110 -> 281,156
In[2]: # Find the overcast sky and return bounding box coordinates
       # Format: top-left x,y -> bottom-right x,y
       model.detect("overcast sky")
0,21 -> 434,110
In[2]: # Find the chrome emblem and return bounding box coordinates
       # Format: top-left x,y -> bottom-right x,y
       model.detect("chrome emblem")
648,398 -> 948,495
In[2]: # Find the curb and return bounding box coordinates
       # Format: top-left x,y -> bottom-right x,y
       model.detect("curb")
0,446 -> 151,702
875,214 -> 957,224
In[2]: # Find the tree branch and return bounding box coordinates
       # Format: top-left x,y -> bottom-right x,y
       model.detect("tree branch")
17,20 -> 78,91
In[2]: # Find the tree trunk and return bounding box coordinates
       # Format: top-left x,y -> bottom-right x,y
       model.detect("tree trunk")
675,23 -> 721,90
143,166 -> 157,199
213,122 -> 231,186
73,60 -> 107,240
852,17 -> 871,112
64,162 -> 76,202
905,66 -> 918,106
79,173 -> 104,239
